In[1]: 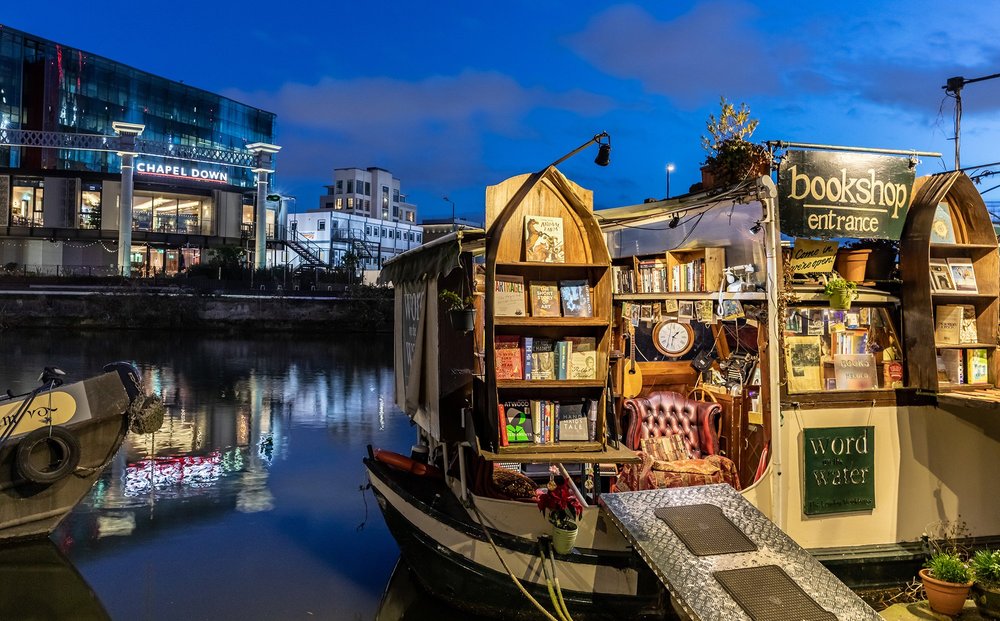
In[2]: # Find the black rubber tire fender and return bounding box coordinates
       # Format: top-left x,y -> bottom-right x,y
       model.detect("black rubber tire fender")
15,426 -> 81,485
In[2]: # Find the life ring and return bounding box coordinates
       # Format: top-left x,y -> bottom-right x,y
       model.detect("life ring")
374,448 -> 441,478
15,426 -> 81,485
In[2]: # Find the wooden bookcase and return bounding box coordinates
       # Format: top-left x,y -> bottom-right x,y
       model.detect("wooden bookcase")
611,247 -> 726,295
481,168 -> 614,459
900,172 -> 1000,394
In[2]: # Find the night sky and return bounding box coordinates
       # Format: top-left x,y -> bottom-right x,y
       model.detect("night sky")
6,1 -> 1000,221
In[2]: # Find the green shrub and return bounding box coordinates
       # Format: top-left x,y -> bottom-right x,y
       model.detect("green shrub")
925,551 -> 971,584
971,549 -> 1000,588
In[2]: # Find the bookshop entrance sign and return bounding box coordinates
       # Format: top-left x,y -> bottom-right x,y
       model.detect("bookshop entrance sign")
778,150 -> 915,240
803,426 -> 875,515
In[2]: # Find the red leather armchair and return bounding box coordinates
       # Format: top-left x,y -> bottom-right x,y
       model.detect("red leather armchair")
622,390 -> 722,457
616,390 -> 739,492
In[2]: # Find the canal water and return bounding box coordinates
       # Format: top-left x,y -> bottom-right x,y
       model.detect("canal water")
0,329 -> 480,620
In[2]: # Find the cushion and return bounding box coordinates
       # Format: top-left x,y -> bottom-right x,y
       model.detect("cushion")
614,453 -> 741,493
641,435 -> 691,462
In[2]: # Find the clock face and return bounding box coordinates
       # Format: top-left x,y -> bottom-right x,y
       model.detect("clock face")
652,321 -> 695,357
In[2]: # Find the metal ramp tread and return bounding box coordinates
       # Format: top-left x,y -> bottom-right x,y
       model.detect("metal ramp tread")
599,484 -> 881,621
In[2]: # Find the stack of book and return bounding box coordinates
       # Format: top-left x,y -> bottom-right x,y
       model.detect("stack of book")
637,258 -> 668,293
498,399 -> 596,446
611,265 -> 636,294
496,336 -> 598,380
671,258 -> 708,292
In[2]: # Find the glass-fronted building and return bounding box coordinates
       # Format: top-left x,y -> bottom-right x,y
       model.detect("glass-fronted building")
0,24 -> 279,275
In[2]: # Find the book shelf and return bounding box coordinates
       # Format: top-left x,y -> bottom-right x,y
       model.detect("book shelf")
482,168 -> 614,459
612,247 -> 726,295
900,172 -> 1000,395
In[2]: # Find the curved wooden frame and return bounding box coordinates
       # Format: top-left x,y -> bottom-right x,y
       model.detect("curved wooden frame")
483,166 -> 613,456
900,172 -> 1000,392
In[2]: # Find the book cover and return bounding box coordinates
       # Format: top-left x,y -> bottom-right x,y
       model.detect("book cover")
833,353 -> 878,390
531,339 -> 555,380
494,275 -> 526,317
497,403 -> 509,446
940,349 -> 964,384
557,401 -> 589,441
559,280 -> 593,317
934,305 -> 963,345
960,304 -> 979,344
566,336 -> 597,380
929,258 -> 955,292
967,348 -> 989,384
502,400 -> 532,443
524,215 -> 565,263
495,335 -> 523,379
930,202 -> 957,244
555,340 -> 573,380
784,335 -> 823,392
529,281 -> 561,317
947,258 -> 978,293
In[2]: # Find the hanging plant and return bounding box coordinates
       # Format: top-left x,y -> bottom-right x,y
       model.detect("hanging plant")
700,97 -> 773,188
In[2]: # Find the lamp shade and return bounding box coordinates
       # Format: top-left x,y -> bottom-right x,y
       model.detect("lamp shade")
594,143 -> 611,167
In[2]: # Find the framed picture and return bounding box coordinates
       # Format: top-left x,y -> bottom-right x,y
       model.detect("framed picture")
677,300 -> 695,321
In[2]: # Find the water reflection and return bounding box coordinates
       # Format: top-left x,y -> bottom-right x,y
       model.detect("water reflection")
0,539 -> 108,620
0,329 -> 483,620
0,330 -> 414,620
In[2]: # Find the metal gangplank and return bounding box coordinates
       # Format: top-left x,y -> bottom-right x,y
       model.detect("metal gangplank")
600,485 -> 881,621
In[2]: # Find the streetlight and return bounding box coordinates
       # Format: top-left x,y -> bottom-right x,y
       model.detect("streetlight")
666,163 -> 675,199
442,195 -> 456,231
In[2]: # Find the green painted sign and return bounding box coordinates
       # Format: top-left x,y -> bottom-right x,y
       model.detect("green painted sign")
778,150 -> 915,240
803,426 -> 875,515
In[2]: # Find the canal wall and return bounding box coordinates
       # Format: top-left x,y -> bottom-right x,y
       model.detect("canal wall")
0,289 -> 393,332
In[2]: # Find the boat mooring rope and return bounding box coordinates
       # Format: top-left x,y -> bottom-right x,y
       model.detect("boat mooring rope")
468,498 -> 561,621
537,544 -> 575,621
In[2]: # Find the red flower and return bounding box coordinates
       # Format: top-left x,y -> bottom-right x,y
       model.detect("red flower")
536,479 -> 583,529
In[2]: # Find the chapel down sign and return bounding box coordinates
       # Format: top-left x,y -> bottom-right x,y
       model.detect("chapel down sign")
778,150 -> 916,240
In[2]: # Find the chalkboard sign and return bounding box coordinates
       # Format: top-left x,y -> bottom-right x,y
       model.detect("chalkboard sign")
803,426 -> 875,515
778,150 -> 915,240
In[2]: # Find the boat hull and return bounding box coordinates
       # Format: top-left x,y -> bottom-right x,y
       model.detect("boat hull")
0,365 -> 138,542
365,458 -> 669,620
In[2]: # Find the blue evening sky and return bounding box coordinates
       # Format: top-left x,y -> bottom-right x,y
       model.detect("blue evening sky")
6,1 -> 1000,221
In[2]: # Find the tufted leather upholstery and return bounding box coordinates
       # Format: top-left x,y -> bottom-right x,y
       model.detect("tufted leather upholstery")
622,391 -> 721,458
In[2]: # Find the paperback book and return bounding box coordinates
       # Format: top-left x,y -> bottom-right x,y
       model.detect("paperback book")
524,215 -> 565,263
559,280 -> 593,317
947,258 -> 978,293
495,335 -> 523,380
529,281 -> 561,317
967,348 -> 989,384
501,400 -> 532,443
929,258 -> 955,292
494,275 -> 526,317
557,401 -> 590,441
934,305 -> 963,345
531,339 -> 555,380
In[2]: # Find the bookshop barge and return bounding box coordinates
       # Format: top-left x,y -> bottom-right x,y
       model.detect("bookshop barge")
595,151 -> 1000,582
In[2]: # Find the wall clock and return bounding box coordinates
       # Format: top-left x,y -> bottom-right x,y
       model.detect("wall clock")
652,320 -> 695,358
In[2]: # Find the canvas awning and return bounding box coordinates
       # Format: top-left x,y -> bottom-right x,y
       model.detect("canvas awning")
378,229 -> 485,285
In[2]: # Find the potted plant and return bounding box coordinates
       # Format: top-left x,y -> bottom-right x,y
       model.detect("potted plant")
536,476 -> 583,554
823,275 -> 858,310
920,551 -> 973,616
971,548 -> 1000,619
439,289 -> 475,332
845,238 -> 899,282
699,97 -> 773,190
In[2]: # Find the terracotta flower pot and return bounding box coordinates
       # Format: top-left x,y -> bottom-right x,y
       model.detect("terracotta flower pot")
973,582 -> 1000,619
920,568 -> 973,616
552,525 -> 578,554
834,249 -> 871,282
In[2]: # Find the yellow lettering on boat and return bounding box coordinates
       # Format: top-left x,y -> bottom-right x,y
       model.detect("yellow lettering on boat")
0,392 -> 78,437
